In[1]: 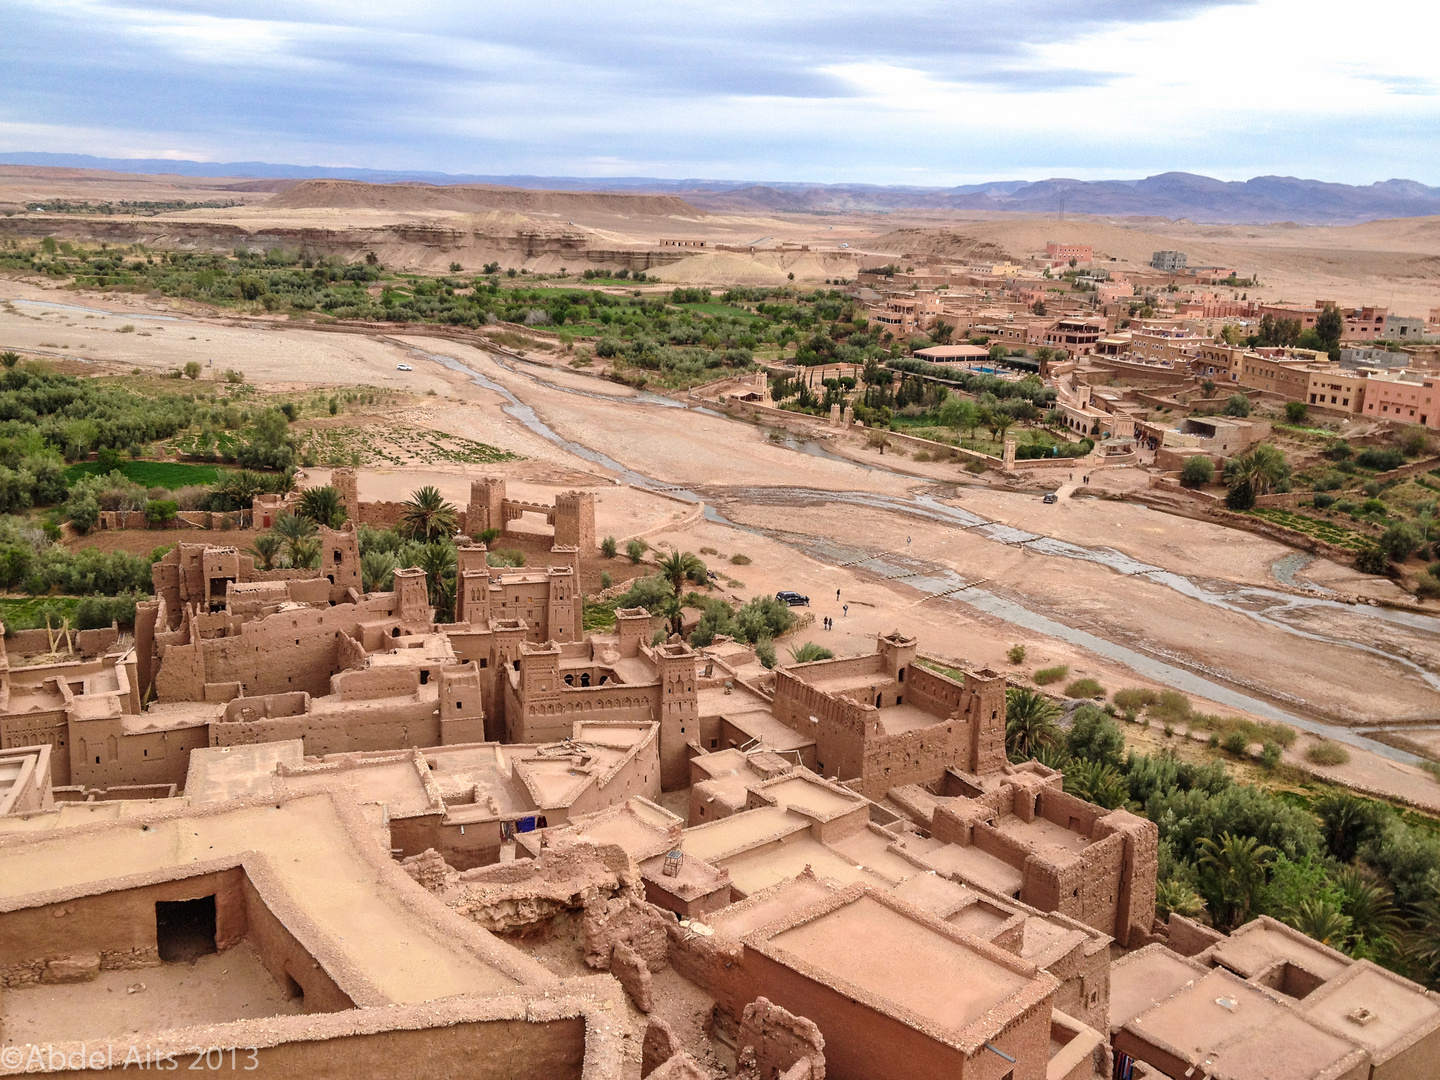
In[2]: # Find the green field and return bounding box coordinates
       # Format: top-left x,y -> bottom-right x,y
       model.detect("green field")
1250,508 -> 1375,551
0,596 -> 82,630
64,460 -> 222,488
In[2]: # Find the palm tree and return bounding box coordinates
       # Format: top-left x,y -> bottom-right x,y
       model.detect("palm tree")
288,537 -> 321,570
788,641 -> 834,664
272,511 -> 316,549
1197,833 -> 1275,930
658,550 -> 704,597
1405,883 -> 1440,989
1062,759 -> 1128,809
361,550 -> 399,593
299,486 -> 346,528
1288,899 -> 1352,948
1005,687 -> 1060,761
1155,878 -> 1206,921
1334,866 -> 1401,957
246,533 -> 283,571
400,485 -> 458,541
1223,443 -> 1290,498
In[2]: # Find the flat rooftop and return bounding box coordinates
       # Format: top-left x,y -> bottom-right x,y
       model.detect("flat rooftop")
1121,968 -> 1360,1080
897,835 -> 1025,898
1301,962 -> 1440,1058
765,894 -> 1032,1034
718,833 -> 893,897
991,814 -> 1090,858
0,793 -> 537,1004
680,805 -> 809,864
879,703 -> 944,735
1109,945 -> 1206,1032
1208,919 -> 1351,983
760,776 -> 861,819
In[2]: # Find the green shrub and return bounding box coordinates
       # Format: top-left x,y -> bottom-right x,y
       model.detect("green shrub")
1180,456 -> 1214,488
1312,493 -> 1336,510
1354,547 -> 1390,575
754,637 -> 777,669
1066,706 -> 1125,767
729,553 -> 751,565
1033,664 -> 1069,686
1006,644 -> 1027,664
1306,741 -> 1351,766
1223,730 -> 1250,756
1148,690 -> 1193,724
626,538 -> 647,563
1261,742 -> 1282,770
1285,401 -> 1308,423
1113,688 -> 1159,710
601,536 -> 617,558
599,571 -> 612,589
1357,447 -> 1404,471
1065,677 -> 1105,699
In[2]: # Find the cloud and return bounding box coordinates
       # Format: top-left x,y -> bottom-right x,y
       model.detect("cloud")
0,0 -> 1436,184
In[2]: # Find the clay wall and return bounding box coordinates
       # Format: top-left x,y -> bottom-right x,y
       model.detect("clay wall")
212,696 -> 441,757
70,721 -> 208,791
1165,914 -> 1223,957
0,868 -> 247,986
5,626 -> 119,657
740,946 -> 1050,1080
1095,812 -> 1159,947
862,721 -> 970,801
1037,788 -> 1106,836
565,726 -> 661,818
173,1015 -> 589,1080
513,688 -> 659,744
903,664 -> 963,720
1,709 -> 70,785
331,665 -> 421,700
155,604 -> 390,702
237,872 -> 354,1012
666,929 -> 751,1026
354,500 -> 411,529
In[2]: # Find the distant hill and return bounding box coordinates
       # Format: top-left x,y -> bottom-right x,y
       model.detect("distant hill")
268,179 -> 704,217
2,153 -> 1437,225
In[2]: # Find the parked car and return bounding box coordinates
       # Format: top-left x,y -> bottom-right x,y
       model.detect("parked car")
396,363 -> 413,371
775,590 -> 810,607
1042,492 -> 1058,504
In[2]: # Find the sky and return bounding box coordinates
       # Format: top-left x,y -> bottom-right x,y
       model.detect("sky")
1,0 -> 1437,186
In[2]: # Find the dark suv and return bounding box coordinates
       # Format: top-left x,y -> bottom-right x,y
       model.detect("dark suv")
775,590 -> 810,607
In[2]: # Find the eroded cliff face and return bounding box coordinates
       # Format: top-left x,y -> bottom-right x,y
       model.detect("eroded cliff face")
0,213 -> 691,273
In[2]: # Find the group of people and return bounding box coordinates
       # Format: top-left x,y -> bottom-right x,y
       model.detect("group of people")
822,589 -> 848,631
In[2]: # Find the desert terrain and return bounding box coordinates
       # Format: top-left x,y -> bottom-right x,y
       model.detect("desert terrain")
4,165 -> 1440,312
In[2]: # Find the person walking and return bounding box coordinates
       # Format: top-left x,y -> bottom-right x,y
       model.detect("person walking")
836,588 -> 841,601
843,604 -> 849,618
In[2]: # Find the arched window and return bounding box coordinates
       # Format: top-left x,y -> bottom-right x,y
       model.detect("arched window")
580,673 -> 591,687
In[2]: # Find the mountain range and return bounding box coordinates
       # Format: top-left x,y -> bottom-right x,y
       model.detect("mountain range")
3,153 -> 1439,225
